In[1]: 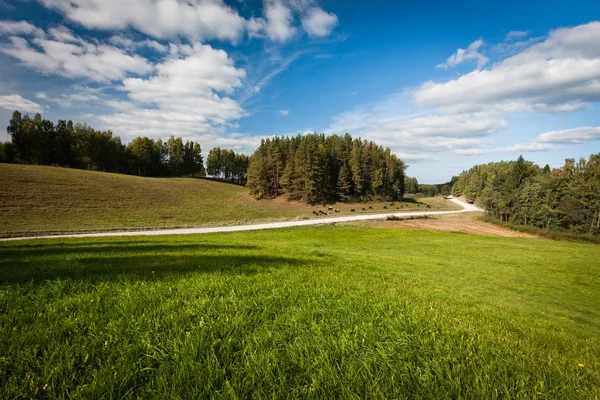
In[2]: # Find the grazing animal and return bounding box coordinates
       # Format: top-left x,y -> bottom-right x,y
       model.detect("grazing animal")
390,202 -> 395,206
328,206 -> 334,211
397,207 -> 400,210
313,211 -> 319,216
334,208 -> 340,213
400,205 -> 403,208
383,206 -> 388,209
426,205 -> 431,209
417,204 -> 420,207
362,207 -> 366,211
323,204 -> 327,208
350,209 -> 355,212
368,206 -> 373,209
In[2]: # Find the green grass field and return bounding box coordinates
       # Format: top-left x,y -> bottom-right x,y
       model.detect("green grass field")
0,164 -> 458,237
1,225 -> 598,398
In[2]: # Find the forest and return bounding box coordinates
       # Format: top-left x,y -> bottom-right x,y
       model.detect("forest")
206,147 -> 250,185
451,154 -> 600,236
246,133 -> 406,203
0,111 -> 249,179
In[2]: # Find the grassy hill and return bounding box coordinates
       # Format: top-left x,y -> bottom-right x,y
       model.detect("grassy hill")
0,164 -> 459,237
0,226 -> 598,398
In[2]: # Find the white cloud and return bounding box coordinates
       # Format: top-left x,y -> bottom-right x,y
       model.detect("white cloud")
0,26 -> 154,82
96,43 -> 246,141
538,126 -> 600,144
0,94 -> 44,113
504,126 -> 600,153
35,91 -> 48,100
301,7 -> 338,38
328,94 -> 502,161
418,22 -> 600,114
504,142 -> 560,153
108,35 -> 167,53
263,0 -> 297,42
36,0 -> 246,42
278,110 -> 289,116
454,148 -> 484,156
0,20 -> 43,37
437,39 -> 489,69
250,0 -> 338,42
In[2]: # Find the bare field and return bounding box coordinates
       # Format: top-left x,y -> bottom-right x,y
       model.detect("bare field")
359,212 -> 538,238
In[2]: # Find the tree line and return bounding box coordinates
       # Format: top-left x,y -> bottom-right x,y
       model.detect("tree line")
451,154 -> 600,236
246,133 -> 406,203
0,111 -> 242,180
206,147 -> 250,185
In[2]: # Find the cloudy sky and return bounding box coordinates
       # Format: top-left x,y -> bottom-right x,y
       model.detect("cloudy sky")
1,0 -> 599,182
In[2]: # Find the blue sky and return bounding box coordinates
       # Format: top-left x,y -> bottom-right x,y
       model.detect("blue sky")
0,0 -> 599,182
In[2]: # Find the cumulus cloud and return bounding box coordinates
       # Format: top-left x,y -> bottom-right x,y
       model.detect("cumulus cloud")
278,110 -> 289,116
34,0 -> 338,43
0,94 -> 44,113
0,25 -> 153,82
249,0 -> 338,42
263,0 -> 297,42
504,126 -> 600,153
96,43 -> 246,141
417,22 -> 600,114
538,126 -> 600,144
437,39 -> 489,69
328,92 -> 503,161
36,0 -> 246,41
0,20 -> 44,37
108,35 -> 167,53
301,7 -> 338,37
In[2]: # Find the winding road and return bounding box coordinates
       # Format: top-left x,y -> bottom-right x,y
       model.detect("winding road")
2,197 -> 482,241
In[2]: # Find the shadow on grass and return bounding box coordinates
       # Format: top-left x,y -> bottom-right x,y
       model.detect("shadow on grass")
0,241 -> 310,285
0,241 -> 260,257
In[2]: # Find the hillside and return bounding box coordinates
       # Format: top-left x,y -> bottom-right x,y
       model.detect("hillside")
0,164 -> 459,237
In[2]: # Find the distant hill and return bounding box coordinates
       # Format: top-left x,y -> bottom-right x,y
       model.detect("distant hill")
0,164 -> 312,237
0,164 -> 458,237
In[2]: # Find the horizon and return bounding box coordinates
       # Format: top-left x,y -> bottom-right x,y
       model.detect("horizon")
1,0 -> 599,183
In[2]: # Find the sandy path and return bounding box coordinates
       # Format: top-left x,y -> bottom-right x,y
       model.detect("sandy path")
1,198 -> 482,241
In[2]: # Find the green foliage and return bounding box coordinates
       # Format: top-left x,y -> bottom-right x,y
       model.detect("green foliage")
3,110 -> 205,177
247,133 -> 406,203
206,147 -> 249,185
452,154 -> 600,235
0,227 -> 599,398
404,176 -> 419,194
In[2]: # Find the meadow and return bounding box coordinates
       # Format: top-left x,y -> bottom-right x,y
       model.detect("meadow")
1,225 -> 598,398
0,164 -> 457,237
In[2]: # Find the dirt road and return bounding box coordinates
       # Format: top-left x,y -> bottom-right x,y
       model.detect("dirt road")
1,197 -> 482,241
